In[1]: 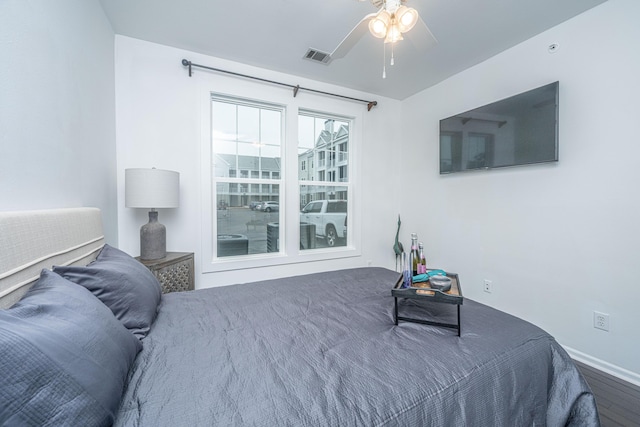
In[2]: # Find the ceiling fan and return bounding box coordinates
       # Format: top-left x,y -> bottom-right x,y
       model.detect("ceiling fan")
330,0 -> 438,62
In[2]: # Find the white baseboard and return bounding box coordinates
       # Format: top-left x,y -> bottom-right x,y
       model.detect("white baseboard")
563,345 -> 640,388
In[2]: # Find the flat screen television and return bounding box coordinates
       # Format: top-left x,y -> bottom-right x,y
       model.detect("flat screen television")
439,81 -> 559,174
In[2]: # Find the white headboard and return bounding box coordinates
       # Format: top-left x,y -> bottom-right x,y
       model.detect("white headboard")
0,207 -> 105,309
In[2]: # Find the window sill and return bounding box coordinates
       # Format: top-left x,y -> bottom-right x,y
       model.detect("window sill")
201,245 -> 361,274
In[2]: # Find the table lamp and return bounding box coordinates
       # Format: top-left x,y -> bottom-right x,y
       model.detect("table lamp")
125,168 -> 180,260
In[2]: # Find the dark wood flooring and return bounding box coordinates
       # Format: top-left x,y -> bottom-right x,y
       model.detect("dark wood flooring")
575,360 -> 640,427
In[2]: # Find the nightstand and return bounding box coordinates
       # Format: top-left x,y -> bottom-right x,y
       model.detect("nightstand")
136,252 -> 194,294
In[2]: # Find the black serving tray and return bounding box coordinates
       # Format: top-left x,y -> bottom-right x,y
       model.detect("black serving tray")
392,270 -> 463,305
391,270 -> 463,335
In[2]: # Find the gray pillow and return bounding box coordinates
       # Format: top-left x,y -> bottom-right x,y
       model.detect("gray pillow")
54,244 -> 161,340
0,269 -> 141,426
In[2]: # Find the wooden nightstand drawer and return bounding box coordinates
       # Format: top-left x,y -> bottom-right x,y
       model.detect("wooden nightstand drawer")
136,252 -> 194,294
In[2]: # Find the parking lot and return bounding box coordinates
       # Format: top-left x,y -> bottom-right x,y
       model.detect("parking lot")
217,207 -> 333,254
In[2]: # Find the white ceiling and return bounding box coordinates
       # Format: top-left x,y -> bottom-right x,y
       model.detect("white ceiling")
99,0 -> 606,100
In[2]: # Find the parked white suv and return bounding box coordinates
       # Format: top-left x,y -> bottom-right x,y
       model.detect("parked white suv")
300,200 -> 347,247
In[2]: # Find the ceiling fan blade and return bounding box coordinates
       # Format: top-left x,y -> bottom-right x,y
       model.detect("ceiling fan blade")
406,16 -> 438,51
330,12 -> 377,60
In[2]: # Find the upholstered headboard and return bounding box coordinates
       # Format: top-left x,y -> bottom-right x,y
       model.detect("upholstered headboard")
0,207 -> 105,309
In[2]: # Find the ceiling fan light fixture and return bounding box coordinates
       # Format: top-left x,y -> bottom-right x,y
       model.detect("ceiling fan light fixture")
395,6 -> 418,33
329,0 -> 437,80
369,10 -> 391,38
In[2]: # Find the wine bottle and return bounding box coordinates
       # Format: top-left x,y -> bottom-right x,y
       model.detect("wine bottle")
418,242 -> 426,274
410,233 -> 419,276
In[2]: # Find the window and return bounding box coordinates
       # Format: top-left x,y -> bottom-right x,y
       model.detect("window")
440,131 -> 494,172
339,165 -> 347,182
326,200 -> 347,213
202,85 -> 361,273
305,201 -> 323,213
211,96 -> 283,257
298,112 -> 350,249
440,131 -> 461,173
465,133 -> 494,169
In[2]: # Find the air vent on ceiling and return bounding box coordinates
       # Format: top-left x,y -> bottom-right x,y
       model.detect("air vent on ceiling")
303,48 -> 331,65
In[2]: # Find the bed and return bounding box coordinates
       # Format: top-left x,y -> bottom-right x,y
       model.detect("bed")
0,208 -> 600,426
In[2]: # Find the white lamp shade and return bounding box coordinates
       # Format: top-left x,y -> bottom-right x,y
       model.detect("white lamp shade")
369,10 -> 391,38
396,6 -> 418,33
125,168 -> 180,209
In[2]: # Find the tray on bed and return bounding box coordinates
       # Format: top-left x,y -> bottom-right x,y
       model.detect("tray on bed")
391,270 -> 463,335
392,270 -> 463,304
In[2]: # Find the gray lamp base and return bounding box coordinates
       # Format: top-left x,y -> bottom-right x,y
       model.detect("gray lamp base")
140,210 -> 166,260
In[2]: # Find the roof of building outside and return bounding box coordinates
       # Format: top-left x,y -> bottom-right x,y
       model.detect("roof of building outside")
216,154 -> 281,171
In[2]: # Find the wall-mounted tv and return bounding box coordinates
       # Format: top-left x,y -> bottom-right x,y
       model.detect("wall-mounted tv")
439,81 -> 559,174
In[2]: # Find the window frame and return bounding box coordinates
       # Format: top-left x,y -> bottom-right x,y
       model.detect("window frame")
200,82 -> 362,274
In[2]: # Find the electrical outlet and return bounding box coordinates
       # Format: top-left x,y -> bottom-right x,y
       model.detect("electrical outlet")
594,311 -> 609,331
483,279 -> 492,293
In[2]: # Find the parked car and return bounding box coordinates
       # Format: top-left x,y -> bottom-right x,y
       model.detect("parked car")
300,200 -> 347,247
260,201 -> 279,212
249,200 -> 261,210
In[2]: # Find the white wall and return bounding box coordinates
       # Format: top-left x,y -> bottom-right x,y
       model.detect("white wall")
114,36 -> 403,288
400,0 -> 640,382
0,0 -> 118,243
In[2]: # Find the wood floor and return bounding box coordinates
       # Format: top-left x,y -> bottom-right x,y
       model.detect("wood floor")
575,361 -> 640,426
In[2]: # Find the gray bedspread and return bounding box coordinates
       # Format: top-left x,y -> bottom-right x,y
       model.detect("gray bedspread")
115,267 -> 599,426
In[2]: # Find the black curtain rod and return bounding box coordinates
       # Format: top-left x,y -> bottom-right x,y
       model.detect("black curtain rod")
181,59 -> 377,111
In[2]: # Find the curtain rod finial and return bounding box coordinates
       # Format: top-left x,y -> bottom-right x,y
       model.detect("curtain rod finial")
182,59 -> 193,77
